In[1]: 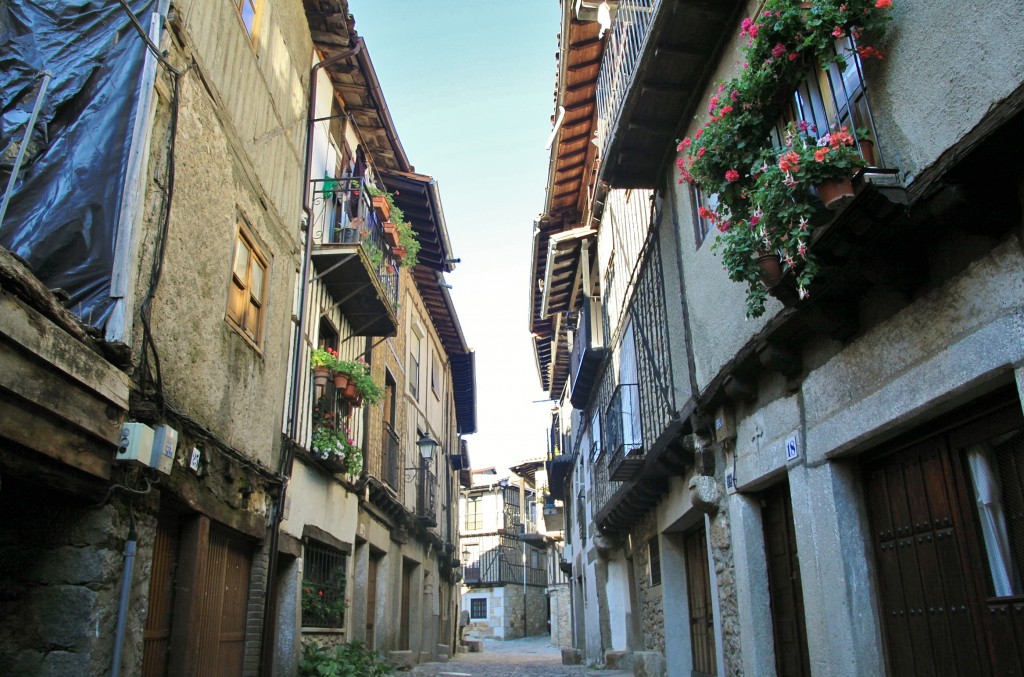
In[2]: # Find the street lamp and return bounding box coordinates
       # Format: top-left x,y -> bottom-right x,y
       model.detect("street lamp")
404,431 -> 438,482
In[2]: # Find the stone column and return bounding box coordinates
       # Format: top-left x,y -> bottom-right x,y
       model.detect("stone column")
728,491 -> 775,677
789,461 -> 885,677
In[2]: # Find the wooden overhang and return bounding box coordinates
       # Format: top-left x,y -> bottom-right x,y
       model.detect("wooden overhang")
457,439 -> 472,488
530,12 -> 607,396
598,0 -> 747,189
541,227 -> 595,318
379,169 -> 455,274
309,245 -> 399,336
303,0 -> 411,173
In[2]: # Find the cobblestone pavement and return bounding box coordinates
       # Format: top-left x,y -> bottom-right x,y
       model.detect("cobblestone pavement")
405,635 -> 633,677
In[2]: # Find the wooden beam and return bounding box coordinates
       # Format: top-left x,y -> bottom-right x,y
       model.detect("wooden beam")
568,58 -> 603,72
0,395 -> 111,479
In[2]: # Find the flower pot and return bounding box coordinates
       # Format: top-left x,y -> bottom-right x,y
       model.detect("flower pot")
383,222 -> 400,248
815,177 -> 855,210
392,244 -> 407,263
858,139 -> 876,167
333,372 -> 350,390
756,253 -> 783,287
350,393 -> 363,408
343,381 -> 359,402
321,454 -> 347,474
371,195 -> 391,222
312,365 -> 331,387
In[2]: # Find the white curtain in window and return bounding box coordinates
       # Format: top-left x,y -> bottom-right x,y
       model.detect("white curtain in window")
965,444 -> 1019,596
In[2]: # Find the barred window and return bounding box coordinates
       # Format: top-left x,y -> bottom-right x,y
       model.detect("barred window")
302,541 -> 347,628
470,597 -> 487,619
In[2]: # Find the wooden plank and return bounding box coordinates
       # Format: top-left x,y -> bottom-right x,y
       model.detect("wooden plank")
0,340 -> 124,445
169,515 -> 210,676
0,292 -> 131,409
0,395 -> 111,479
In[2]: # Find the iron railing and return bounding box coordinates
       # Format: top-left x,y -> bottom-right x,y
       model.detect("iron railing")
463,537 -> 547,587
595,0 -> 661,159
310,175 -> 400,309
382,422 -> 400,491
417,467 -> 437,526
605,383 -> 644,480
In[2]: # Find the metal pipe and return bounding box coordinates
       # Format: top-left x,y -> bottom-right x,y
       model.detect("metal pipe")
0,71 -> 52,231
110,516 -> 137,677
259,41 -> 362,676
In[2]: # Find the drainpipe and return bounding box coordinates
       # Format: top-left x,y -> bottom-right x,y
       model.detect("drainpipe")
259,41 -> 363,676
0,71 -> 52,230
110,512 -> 137,677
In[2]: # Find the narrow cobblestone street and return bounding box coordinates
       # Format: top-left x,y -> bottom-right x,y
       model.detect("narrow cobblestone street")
406,636 -> 633,677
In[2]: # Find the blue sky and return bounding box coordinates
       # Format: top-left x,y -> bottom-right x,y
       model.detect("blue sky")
349,1 -> 562,472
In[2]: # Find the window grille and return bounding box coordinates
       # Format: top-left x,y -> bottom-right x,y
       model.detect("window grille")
302,541 -> 347,628
470,598 -> 487,619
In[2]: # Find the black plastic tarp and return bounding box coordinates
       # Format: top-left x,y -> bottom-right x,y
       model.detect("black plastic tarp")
0,0 -> 156,329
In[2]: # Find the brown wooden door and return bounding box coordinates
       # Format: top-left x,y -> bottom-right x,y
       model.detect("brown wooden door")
865,395 -> 1024,676
762,481 -> 811,677
684,525 -> 716,677
195,527 -> 252,676
400,560 -> 414,649
366,553 -> 380,649
142,513 -> 180,677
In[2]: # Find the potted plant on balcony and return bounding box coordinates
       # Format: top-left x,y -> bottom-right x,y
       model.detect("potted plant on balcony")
675,0 -> 893,317
310,348 -> 338,387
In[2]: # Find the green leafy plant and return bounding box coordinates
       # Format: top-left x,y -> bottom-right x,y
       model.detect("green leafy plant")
335,357 -> 384,405
301,574 -> 348,628
368,186 -> 421,267
310,347 -> 339,370
310,425 -> 345,461
675,0 -> 893,316
299,641 -> 394,677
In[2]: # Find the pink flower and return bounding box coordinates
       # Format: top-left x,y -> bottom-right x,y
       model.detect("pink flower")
725,169 -> 740,182
698,207 -> 717,221
796,120 -> 810,132
720,105 -> 734,115
814,147 -> 830,162
778,151 -> 801,173
677,138 -> 692,152
771,43 -> 787,58
697,147 -> 707,159
695,128 -> 704,140
832,26 -> 845,38
788,52 -> 799,61
718,221 -> 732,232
875,0 -> 892,8
750,215 -> 761,227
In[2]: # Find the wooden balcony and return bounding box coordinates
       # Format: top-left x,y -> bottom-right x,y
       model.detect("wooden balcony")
309,177 -> 399,337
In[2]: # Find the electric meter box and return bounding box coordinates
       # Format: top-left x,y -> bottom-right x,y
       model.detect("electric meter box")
116,422 -> 155,467
151,424 -> 178,475
714,405 -> 737,443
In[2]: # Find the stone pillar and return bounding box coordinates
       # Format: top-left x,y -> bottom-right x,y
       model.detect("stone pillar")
728,491 -> 775,677
789,461 -> 886,677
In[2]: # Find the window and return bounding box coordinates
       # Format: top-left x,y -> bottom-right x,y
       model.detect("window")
227,218 -> 268,347
232,0 -> 260,38
302,541 -> 347,628
649,537 -> 662,586
469,598 -> 487,620
465,496 -> 483,531
430,352 -> 441,398
691,185 -> 719,248
409,330 -> 421,399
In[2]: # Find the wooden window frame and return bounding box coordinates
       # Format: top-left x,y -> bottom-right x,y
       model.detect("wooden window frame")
226,216 -> 269,351
465,496 -> 483,531
430,351 -> 442,399
231,0 -> 262,44
649,537 -> 662,587
408,327 -> 422,400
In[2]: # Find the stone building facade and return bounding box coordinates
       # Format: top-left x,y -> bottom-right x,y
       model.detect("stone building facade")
532,1 -> 1024,676
0,1 -> 473,675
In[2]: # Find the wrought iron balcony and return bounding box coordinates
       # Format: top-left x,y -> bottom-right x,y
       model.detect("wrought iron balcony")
309,176 -> 400,337
382,422 -> 400,490
605,383 -> 643,481
568,299 -> 608,409
416,467 -> 437,526
462,539 -> 547,587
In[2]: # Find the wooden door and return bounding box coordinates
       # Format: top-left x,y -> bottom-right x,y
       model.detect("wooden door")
366,553 -> 380,649
762,481 -> 811,677
195,527 -> 252,676
684,525 -> 716,677
142,513 -> 180,677
400,560 -> 413,649
865,395 -> 1024,676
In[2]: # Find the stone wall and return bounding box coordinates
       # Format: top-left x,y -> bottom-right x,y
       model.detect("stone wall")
632,512 -> 664,654
549,584 -> 573,648
0,479 -> 151,677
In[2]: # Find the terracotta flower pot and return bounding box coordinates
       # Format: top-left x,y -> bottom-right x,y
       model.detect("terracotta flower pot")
371,195 -> 391,222
312,365 -> 330,387
383,222 -> 400,248
343,381 -> 359,402
333,372 -> 350,390
756,253 -> 783,287
392,244 -> 407,262
815,177 -> 855,210
859,139 -> 876,167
